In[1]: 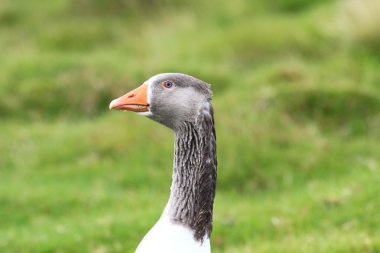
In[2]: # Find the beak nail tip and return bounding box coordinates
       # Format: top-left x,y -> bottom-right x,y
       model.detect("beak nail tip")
109,100 -> 116,110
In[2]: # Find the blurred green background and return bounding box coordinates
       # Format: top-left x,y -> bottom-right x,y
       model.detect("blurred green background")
1,0 -> 380,252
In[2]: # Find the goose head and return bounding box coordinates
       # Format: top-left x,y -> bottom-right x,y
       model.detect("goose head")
109,73 -> 212,129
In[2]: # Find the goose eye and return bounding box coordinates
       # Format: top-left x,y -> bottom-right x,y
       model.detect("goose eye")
162,81 -> 173,89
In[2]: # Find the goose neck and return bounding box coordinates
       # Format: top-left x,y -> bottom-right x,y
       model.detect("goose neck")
167,105 -> 217,241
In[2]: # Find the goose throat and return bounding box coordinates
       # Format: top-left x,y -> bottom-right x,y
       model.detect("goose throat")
168,104 -> 217,242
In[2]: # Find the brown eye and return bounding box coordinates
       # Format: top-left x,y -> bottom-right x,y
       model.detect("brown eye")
162,81 -> 173,89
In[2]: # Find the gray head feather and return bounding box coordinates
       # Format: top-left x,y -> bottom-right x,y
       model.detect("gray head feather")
146,73 -> 212,130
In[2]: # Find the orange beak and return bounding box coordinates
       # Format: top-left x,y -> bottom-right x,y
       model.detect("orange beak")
109,83 -> 149,112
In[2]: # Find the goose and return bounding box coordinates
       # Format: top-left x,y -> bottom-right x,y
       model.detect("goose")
109,73 -> 217,253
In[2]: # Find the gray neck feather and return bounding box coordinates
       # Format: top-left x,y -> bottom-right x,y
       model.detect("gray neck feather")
168,102 -> 217,242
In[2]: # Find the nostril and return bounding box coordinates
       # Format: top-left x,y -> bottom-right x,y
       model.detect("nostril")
128,94 -> 136,98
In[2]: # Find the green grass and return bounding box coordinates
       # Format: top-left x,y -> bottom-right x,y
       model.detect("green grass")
1,0 -> 380,252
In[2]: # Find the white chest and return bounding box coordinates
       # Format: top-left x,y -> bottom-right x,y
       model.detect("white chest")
135,213 -> 211,253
